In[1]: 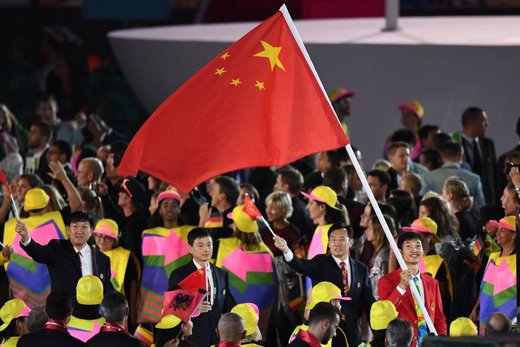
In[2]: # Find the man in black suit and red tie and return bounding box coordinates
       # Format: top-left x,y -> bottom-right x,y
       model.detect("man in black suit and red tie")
16,211 -> 113,305
168,228 -> 235,347
273,224 -> 375,347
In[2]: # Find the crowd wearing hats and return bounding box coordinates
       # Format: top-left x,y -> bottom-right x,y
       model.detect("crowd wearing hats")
0,82 -> 518,347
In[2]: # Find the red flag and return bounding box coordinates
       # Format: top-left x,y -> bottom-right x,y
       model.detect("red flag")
0,170 -> 11,195
162,289 -> 206,322
178,267 -> 207,292
243,195 -> 262,220
118,6 -> 348,194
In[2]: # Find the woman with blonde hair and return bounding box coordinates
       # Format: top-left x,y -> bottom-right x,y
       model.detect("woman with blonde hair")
442,176 -> 478,241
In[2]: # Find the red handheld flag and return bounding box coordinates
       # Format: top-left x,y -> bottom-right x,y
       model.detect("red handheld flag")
178,267 -> 207,292
118,6 -> 348,194
162,289 -> 206,322
0,170 -> 11,195
243,195 -> 262,221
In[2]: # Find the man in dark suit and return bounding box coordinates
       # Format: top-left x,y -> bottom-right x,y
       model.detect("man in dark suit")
288,302 -> 341,347
274,225 -> 375,347
16,211 -> 113,304
274,167 -> 314,242
456,107 -> 497,204
18,291 -> 85,346
86,291 -> 145,346
168,228 -> 235,347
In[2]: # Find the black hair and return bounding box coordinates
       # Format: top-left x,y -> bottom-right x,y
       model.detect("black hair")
439,141 -> 462,159
367,169 -> 391,188
30,120 -> 53,141
308,302 -> 341,326
461,106 -> 484,128
323,167 -> 347,192
397,231 -> 424,250
390,129 -> 416,148
276,167 -> 304,195
46,291 -> 71,321
187,228 -> 212,246
69,211 -> 94,228
51,140 -> 73,162
214,176 -> 240,206
327,223 -> 352,239
420,149 -> 442,170
418,125 -> 439,141
18,174 -> 44,188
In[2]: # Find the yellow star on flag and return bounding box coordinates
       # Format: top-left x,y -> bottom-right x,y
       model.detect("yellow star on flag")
230,78 -> 242,87
253,40 -> 285,72
254,81 -> 265,90
220,52 -> 230,60
215,68 -> 226,76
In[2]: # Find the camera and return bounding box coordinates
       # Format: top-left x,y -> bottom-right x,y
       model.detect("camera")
504,162 -> 520,175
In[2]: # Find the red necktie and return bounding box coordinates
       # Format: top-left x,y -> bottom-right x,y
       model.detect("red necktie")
340,261 -> 349,295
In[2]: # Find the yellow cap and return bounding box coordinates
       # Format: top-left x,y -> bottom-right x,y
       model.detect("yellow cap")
306,282 -> 350,310
76,275 -> 104,305
24,188 -> 50,211
399,101 -> 424,118
402,217 -> 440,243
231,303 -> 259,336
155,314 -> 182,329
450,317 -> 477,337
228,206 -> 258,233
302,186 -> 340,210
93,219 -> 119,239
0,299 -> 31,331
370,300 -> 398,331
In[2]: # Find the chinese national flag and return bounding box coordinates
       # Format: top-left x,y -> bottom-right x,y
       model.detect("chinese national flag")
243,195 -> 262,220
178,267 -> 207,292
118,5 -> 349,194
162,289 -> 206,322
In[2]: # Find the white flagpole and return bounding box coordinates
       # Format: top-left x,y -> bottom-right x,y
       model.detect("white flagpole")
280,4 -> 437,335
346,144 -> 437,335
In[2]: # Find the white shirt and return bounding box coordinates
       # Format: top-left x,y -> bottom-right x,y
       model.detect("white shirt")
193,260 -> 215,305
74,244 -> 93,276
396,273 -> 425,305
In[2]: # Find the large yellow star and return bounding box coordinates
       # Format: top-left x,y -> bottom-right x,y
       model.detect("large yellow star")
254,81 -> 265,90
253,40 -> 285,72
215,68 -> 226,76
230,78 -> 242,87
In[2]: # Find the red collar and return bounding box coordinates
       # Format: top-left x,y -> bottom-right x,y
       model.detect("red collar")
295,330 -> 321,347
100,322 -> 130,336
217,341 -> 242,347
44,320 -> 69,334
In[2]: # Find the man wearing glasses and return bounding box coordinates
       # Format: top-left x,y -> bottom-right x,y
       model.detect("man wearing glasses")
274,225 -> 375,347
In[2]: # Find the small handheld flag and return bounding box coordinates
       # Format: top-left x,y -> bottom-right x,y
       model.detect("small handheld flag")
0,169 -> 19,220
244,195 -> 276,237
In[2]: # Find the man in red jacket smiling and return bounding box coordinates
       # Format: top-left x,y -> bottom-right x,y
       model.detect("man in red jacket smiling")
378,232 -> 447,347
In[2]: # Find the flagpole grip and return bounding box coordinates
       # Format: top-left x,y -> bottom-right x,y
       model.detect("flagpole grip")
260,216 -> 277,237
345,144 -> 438,336
10,195 -> 19,220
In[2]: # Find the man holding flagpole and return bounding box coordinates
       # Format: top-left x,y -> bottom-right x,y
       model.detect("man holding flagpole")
378,232 -> 447,347
168,228 -> 235,347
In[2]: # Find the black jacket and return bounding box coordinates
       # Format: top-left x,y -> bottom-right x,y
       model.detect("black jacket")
18,328 -> 85,347
168,261 -> 236,347
287,254 -> 375,347
21,239 -> 113,303
86,331 -> 146,347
